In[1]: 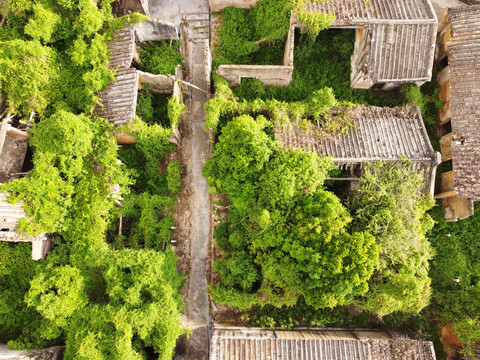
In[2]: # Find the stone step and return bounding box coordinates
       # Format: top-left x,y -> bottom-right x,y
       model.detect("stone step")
185,19 -> 210,28
183,13 -> 210,22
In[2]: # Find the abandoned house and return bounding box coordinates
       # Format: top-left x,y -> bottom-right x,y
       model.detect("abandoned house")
209,326 -> 437,360
0,120 -> 50,260
435,5 -> 480,221
293,0 -> 438,90
95,23 -> 182,144
217,0 -> 438,90
275,106 -> 441,195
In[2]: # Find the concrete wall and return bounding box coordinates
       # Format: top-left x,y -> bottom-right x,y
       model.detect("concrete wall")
210,0 -> 259,12
216,65 -> 294,87
283,16 -> 296,66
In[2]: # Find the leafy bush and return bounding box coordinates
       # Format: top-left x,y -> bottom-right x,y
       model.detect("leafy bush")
232,29 -> 403,108
0,0 -> 146,117
0,243 -> 46,348
0,40 -> 55,116
136,40 -> 182,75
167,94 -> 185,128
1,111 -> 130,241
166,161 -> 181,195
26,248 -> 185,360
216,0 -> 291,65
427,203 -> 480,355
216,0 -> 337,65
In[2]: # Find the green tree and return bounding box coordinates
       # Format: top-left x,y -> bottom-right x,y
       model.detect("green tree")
0,243 -> 45,348
0,39 -> 54,116
207,115 -> 379,310
351,161 -> 435,315
1,111 -> 130,241
203,115 -> 278,201
26,248 -> 185,360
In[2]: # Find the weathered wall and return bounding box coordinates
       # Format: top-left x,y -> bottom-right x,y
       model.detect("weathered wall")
283,16 -> 296,66
216,65 -> 293,87
0,122 -> 28,183
134,20 -> 177,42
210,0 -> 259,12
350,28 -> 373,89
137,71 -> 175,92
437,65 -> 451,124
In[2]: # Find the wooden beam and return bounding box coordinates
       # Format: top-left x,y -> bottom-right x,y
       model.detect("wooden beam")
435,190 -> 457,199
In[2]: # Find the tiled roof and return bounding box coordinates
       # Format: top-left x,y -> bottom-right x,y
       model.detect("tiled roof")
95,24 -> 138,127
209,328 -> 437,360
306,0 -> 436,22
108,24 -> 136,70
302,0 -> 437,84
275,106 -> 441,195
0,193 -> 47,243
447,5 -> 480,199
95,67 -> 139,127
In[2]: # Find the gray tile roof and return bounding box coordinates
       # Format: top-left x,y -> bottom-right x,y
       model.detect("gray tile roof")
95,67 -> 139,127
302,0 -> 437,85
447,5 -> 480,199
0,193 -> 47,243
274,106 -> 441,195
306,0 -> 436,22
108,24 -> 136,70
209,328 -> 437,360
95,24 -> 138,127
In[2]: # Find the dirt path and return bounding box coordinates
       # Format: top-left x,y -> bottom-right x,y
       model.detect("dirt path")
177,6 -> 211,360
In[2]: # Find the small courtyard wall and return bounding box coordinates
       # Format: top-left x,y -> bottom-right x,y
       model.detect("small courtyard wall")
216,65 -> 293,87
210,0 -> 259,12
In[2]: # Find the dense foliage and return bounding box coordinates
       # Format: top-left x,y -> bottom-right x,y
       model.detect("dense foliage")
427,204 -> 480,357
350,161 -> 435,315
0,243 -> 45,348
2,111 -> 129,252
135,40 -> 182,75
0,0 -> 147,117
215,0 -> 335,65
205,114 -> 379,310
206,75 -> 438,332
0,1 -> 187,358
26,248 -> 184,360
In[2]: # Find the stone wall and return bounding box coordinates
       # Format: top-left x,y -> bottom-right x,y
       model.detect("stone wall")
216,65 -> 294,87
209,0 -> 259,12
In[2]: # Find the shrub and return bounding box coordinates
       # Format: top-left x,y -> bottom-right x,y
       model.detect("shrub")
136,40 -> 182,75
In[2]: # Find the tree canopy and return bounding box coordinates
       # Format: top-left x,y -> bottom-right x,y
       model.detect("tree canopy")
205,115 -> 379,310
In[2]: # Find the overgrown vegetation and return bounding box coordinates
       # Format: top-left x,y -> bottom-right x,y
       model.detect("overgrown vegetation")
215,0 -> 336,66
0,0 -> 146,117
0,1 -> 187,358
427,203 -> 480,358
351,161 -> 436,315
135,40 -> 182,75
205,114 -> 379,310
205,79 -> 435,320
